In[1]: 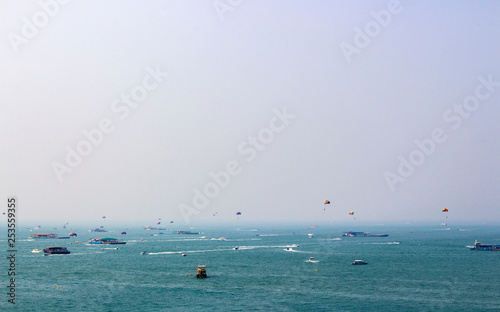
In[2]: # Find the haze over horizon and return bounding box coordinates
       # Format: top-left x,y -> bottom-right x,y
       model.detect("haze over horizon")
1,1 -> 499,227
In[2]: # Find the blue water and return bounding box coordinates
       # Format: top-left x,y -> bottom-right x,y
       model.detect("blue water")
2,225 -> 500,311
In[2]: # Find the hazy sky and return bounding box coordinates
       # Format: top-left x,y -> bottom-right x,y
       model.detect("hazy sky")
1,0 -> 499,227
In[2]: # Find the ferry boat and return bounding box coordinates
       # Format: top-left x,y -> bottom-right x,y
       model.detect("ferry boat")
352,260 -> 368,265
470,240 -> 500,251
196,265 -> 207,278
342,232 -> 388,237
89,237 -> 126,245
43,246 -> 70,254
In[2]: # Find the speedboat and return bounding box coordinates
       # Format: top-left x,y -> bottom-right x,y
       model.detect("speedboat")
284,247 -> 295,251
140,251 -> 149,255
306,257 -> 319,263
32,249 -> 42,253
181,252 -> 187,256
352,260 -> 368,265
308,233 -> 314,238
233,246 -> 239,250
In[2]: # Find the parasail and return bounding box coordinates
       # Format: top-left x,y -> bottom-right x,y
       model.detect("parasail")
349,211 -> 354,215
324,200 -> 330,205
236,212 -> 242,215
442,208 -> 448,212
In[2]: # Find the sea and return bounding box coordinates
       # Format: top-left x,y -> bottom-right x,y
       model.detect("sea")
2,224 -> 500,312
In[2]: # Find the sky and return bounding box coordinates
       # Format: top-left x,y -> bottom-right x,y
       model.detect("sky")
1,0 -> 499,227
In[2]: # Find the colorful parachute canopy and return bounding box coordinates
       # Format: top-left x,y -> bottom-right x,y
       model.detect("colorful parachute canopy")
349,211 -> 354,215
324,200 -> 330,205
236,212 -> 242,215
102,216 -> 106,219
442,208 -> 448,212
157,221 -> 161,225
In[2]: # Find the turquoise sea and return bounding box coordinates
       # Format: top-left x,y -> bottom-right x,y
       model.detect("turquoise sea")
2,225 -> 500,311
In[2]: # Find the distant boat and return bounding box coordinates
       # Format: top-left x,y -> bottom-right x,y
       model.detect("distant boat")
43,246 -> 70,254
352,260 -> 368,265
233,247 -> 239,250
172,231 -> 199,234
196,265 -> 207,278
181,252 -> 187,256
141,251 -> 148,255
32,249 -> 42,253
308,233 -> 314,238
89,238 -> 126,245
284,247 -> 295,252
89,228 -> 107,232
306,257 -> 319,263
342,232 -> 388,237
32,233 -> 69,239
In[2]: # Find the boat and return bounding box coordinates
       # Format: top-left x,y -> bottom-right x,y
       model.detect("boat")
470,240 -> 500,251
140,251 -> 149,255
172,231 -> 199,234
43,246 -> 70,254
89,238 -> 126,245
181,252 -> 187,256
233,246 -> 239,250
89,228 -> 107,232
31,249 -> 42,253
352,260 -> 368,265
306,257 -> 319,263
342,232 -> 388,237
31,233 -> 58,239
68,232 -> 77,237
284,247 -> 295,252
308,233 -> 314,238
196,265 -> 207,278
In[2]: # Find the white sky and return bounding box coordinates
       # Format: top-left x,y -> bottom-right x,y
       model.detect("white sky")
1,0 -> 499,227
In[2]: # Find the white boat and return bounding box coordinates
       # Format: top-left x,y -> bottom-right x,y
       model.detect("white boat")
31,249 -> 42,253
284,247 -> 295,252
233,246 -> 239,250
306,257 -> 319,263
308,233 -> 314,238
